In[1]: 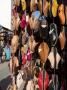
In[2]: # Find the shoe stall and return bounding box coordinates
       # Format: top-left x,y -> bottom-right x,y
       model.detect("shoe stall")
9,0 -> 67,90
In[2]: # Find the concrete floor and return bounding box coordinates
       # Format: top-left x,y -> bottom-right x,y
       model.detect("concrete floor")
0,62 -> 12,90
